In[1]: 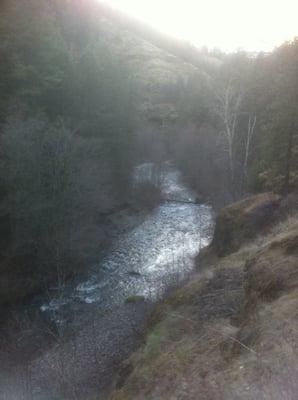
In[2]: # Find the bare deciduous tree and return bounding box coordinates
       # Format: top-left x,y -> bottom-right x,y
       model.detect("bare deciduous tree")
244,114 -> 257,182
215,81 -> 243,192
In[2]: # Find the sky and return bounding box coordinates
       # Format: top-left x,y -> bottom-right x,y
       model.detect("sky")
102,0 -> 297,52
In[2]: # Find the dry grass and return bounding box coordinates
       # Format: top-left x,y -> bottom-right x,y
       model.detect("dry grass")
109,206 -> 298,400
211,192 -> 282,256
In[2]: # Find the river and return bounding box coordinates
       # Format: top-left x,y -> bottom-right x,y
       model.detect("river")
0,163 -> 214,399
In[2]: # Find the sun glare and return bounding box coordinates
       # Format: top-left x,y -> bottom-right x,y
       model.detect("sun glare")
102,0 -> 297,52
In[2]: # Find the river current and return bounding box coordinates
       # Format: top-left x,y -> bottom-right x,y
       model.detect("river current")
1,163 -> 214,399
40,163 -> 213,322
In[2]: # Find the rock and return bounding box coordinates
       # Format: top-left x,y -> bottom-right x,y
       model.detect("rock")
125,295 -> 145,304
195,195 -> 205,204
127,270 -> 142,277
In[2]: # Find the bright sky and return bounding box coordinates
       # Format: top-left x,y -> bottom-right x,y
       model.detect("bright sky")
102,0 -> 297,52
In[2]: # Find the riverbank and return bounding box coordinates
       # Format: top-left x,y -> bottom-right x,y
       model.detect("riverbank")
110,192 -> 298,400
0,165 -> 214,399
0,200 -> 149,312
0,202 -> 150,399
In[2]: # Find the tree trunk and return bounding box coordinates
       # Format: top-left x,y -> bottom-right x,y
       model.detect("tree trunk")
282,125 -> 294,194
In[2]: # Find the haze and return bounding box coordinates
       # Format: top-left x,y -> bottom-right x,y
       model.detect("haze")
103,0 -> 297,52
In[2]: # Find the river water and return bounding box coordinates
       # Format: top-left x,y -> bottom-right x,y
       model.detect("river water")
1,163 -> 214,399
40,163 -> 213,320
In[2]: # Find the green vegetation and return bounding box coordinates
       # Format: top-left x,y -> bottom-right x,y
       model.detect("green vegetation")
0,0 -> 138,304
0,1 -> 298,398
172,44 -> 298,203
125,295 -> 145,304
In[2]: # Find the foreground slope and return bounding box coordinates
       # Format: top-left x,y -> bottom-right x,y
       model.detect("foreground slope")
110,193 -> 298,400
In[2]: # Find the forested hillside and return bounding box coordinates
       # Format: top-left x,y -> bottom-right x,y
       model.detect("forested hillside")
170,43 -> 298,202
0,1 -> 298,399
0,0 -> 206,304
0,0 -> 140,304
0,0 -> 297,306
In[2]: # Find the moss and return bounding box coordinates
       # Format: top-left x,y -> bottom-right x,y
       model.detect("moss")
125,295 -> 145,304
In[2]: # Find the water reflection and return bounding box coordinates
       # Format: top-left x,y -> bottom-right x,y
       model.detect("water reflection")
40,164 -> 214,319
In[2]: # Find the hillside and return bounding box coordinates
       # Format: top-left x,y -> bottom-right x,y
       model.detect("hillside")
95,5 -> 214,125
0,0 -> 213,308
1,2 -> 298,399
110,193 -> 298,400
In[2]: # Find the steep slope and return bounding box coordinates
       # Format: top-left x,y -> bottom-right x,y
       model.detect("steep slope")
95,3 -> 217,125
0,0 -> 216,308
110,194 -> 298,400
